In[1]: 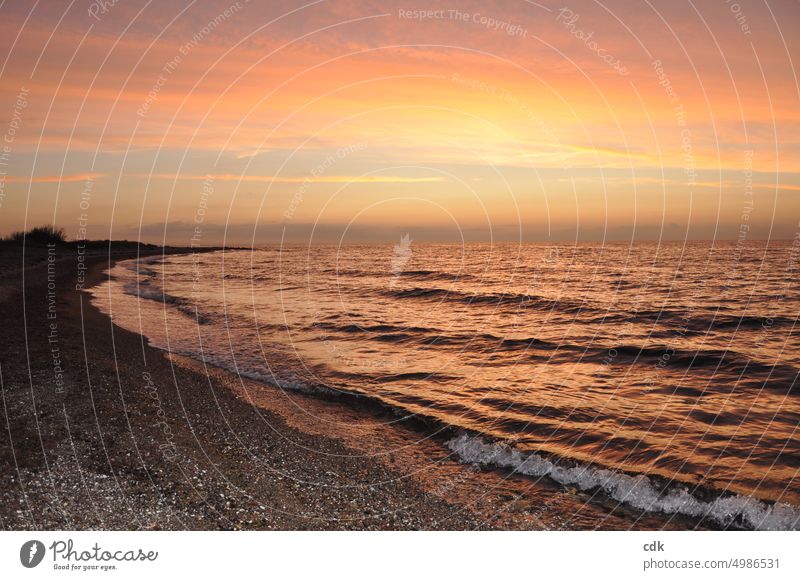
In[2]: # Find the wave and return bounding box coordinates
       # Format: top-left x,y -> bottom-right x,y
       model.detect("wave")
387,287 -> 589,313
307,321 -> 799,385
328,369 -> 461,384
599,310 -> 797,332
446,433 -> 800,530
310,321 -> 432,334
386,286 -> 797,332
321,268 -> 368,277
321,268 -> 469,281
165,344 -> 336,397
395,270 -> 469,281
122,282 -> 211,325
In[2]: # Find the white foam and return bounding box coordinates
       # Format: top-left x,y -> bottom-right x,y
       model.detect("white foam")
197,355 -> 320,395
264,375 -> 317,394
446,433 -> 800,530
122,282 -> 181,305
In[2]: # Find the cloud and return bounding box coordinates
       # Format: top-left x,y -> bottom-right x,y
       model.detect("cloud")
2,173 -> 104,183
138,173 -> 447,183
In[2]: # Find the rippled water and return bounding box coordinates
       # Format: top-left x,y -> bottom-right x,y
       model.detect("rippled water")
92,241 -> 800,529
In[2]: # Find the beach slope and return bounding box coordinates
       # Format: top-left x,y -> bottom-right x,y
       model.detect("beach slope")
0,245 -> 484,530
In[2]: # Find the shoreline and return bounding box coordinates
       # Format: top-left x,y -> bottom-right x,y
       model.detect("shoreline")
0,245 -> 491,529
1,245 -> 705,530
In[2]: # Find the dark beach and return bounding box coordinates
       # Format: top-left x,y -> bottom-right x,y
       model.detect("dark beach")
0,244 -> 698,530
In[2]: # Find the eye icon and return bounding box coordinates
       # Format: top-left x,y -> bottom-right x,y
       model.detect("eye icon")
20,540 -> 45,568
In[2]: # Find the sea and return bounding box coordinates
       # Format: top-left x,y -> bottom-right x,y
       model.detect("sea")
90,241 -> 800,530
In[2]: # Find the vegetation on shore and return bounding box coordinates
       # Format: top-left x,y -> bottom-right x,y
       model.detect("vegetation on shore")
1,224 -> 163,250
1,224 -> 68,245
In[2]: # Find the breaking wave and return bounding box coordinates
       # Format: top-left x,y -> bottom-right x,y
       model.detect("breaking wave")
446,433 -> 800,531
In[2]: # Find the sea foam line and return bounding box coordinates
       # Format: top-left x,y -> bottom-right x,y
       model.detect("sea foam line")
446,433 -> 800,530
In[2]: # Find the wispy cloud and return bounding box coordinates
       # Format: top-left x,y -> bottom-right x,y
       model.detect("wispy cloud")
3,173 -> 104,183
140,173 -> 447,183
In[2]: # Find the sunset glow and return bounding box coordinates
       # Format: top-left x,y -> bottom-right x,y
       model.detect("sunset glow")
1,0 -> 798,243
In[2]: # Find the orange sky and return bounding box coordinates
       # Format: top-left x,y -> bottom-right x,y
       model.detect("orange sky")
0,0 -> 798,243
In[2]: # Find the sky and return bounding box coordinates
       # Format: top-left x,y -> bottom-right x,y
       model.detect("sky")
0,0 -> 798,245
